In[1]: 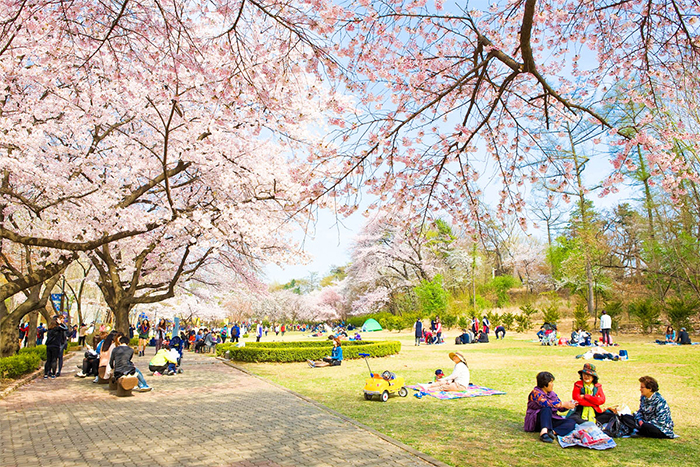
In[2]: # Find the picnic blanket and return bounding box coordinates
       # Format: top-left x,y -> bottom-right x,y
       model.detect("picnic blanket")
408,384 -> 506,400
557,422 -> 616,450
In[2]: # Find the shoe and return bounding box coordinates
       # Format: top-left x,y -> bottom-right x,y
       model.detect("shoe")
55,373 -> 60,377
540,432 -> 554,443
50,375 -> 56,379
137,387 -> 153,392
92,377 -> 99,383
75,372 -> 84,378
43,375 -> 48,379
307,360 -> 315,368
177,368 -> 183,374
153,371 -> 162,376
166,370 -> 174,376
77,365 -> 82,369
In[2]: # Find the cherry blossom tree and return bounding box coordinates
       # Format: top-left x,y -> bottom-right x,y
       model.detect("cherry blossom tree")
311,0 -> 700,230
1,0 -> 350,339
344,216 -> 441,314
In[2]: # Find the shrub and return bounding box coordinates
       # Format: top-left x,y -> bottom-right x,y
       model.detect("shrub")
515,313 -> 533,333
441,313 -> 458,329
384,315 -> 403,332
217,340 -> 401,363
490,275 -> 519,307
519,303 -> 538,317
0,353 -> 41,379
457,316 -> 469,329
665,298 -> 698,331
572,302 -> 590,331
475,294 -> 492,310
19,345 -> 47,361
486,311 -> 500,328
628,299 -> 661,334
541,304 -> 561,325
346,316 -> 365,328
604,300 -> 624,332
129,337 -> 140,346
500,312 -> 515,330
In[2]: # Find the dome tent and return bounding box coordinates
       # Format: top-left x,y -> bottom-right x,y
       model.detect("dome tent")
361,318 -> 382,332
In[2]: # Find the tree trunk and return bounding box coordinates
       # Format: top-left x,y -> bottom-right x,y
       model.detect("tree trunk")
585,258 -> 595,317
26,310 -> 38,348
113,304 -> 133,336
0,313 -> 21,358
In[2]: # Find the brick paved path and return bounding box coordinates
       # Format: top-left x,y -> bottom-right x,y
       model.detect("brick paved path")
0,352 -> 439,467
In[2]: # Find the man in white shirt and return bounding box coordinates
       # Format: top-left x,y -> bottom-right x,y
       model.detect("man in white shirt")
600,310 -> 612,346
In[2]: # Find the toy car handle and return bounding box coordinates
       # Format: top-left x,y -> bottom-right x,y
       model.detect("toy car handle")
359,353 -> 370,357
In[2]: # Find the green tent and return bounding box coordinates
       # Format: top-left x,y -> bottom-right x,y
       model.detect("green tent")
361,318 -> 382,332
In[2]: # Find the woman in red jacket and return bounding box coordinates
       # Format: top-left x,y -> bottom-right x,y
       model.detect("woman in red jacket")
570,363 -> 606,423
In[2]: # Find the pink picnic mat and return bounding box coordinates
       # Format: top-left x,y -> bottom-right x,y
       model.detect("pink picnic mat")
408,384 -> 506,400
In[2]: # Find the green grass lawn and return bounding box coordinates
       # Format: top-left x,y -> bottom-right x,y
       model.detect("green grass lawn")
236,330 -> 700,466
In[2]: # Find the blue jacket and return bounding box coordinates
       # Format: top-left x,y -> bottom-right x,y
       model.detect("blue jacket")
331,346 -> 343,361
414,321 -> 423,338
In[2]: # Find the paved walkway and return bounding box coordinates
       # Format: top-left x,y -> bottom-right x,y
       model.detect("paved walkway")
0,352 -> 440,467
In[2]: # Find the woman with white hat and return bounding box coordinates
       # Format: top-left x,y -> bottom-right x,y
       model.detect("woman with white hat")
428,352 -> 470,391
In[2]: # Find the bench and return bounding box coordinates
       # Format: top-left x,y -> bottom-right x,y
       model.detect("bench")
109,374 -> 139,397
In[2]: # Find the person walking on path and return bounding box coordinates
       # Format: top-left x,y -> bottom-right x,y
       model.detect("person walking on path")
78,323 -> 89,347
600,310 -> 612,346
44,316 -> 68,379
156,318 -> 167,353
137,319 -> 150,357
413,318 -> 423,346
256,322 -> 263,342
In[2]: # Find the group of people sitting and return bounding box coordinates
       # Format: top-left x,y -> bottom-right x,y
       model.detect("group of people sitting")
525,365 -> 675,442
454,328 -> 490,344
76,330 -> 187,390
76,331 -> 153,392
411,350 -> 676,444
656,325 -> 692,345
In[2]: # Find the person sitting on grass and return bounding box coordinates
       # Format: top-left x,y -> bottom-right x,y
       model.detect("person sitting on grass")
612,376 -> 675,439
149,345 -> 180,375
677,328 -> 692,345
110,335 -> 152,392
307,338 -> 343,367
569,363 -> 606,423
524,371 -> 577,443
425,352 -> 470,392
665,325 -> 676,343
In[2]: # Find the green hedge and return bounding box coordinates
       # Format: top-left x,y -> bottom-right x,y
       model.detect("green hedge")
130,337 -> 139,346
0,353 -> 42,379
19,345 -> 47,361
216,340 -> 401,363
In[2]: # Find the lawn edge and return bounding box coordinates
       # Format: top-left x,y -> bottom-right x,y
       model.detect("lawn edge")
220,358 -> 453,467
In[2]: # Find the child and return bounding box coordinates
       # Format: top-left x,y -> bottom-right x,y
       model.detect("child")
434,369 -> 445,381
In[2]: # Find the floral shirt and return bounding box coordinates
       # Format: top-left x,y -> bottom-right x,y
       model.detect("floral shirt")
635,392 -> 674,437
524,387 -> 564,432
